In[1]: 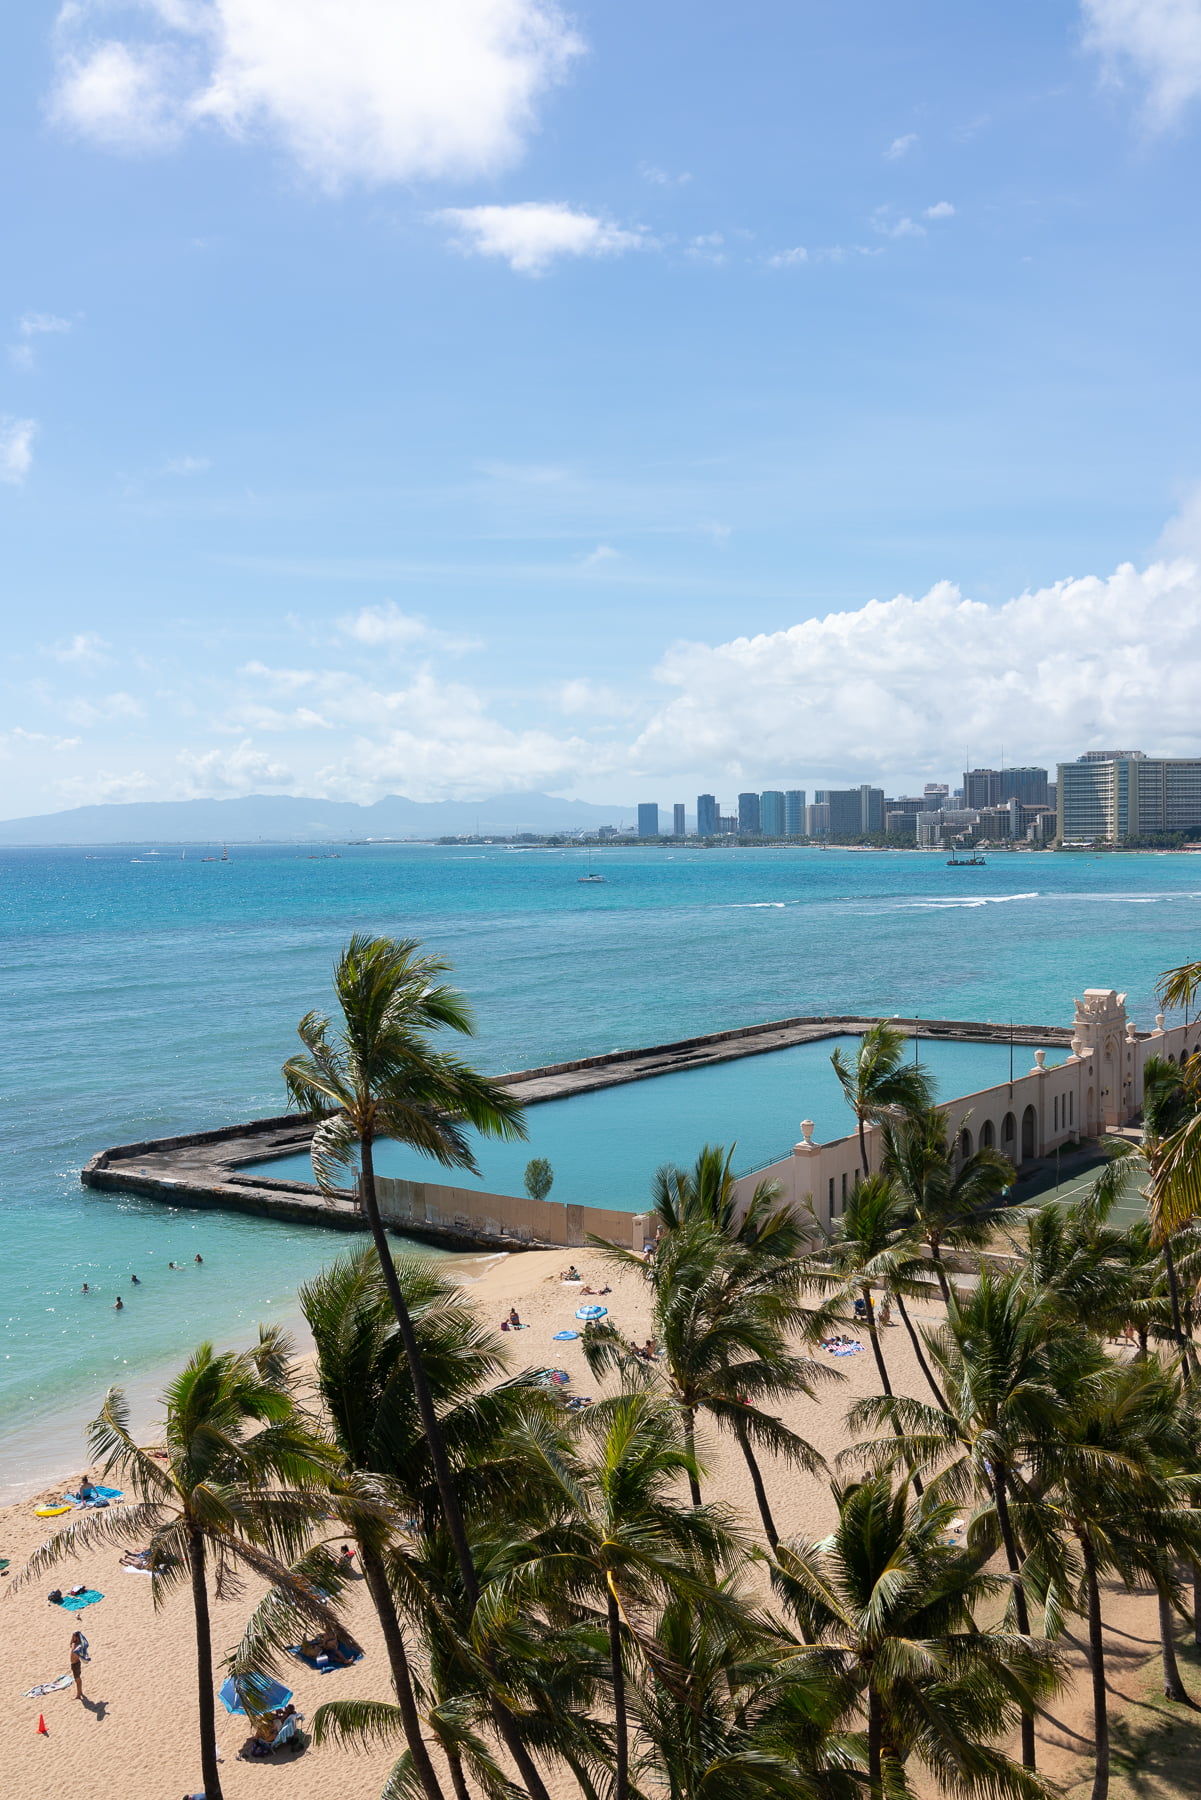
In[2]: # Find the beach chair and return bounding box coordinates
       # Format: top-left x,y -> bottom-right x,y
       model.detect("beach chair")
271,1712 -> 305,1752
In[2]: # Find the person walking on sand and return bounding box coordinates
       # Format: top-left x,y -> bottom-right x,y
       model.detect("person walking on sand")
69,1629 -> 88,1699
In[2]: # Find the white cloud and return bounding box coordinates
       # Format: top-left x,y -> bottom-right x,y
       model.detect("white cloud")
766,246 -> 809,268
924,200 -> 955,219
52,632 -> 111,665
63,691 -> 144,725
335,601 -> 481,652
1082,0 -> 1201,126
438,202 -> 651,274
0,727 -> 82,754
871,207 -> 925,238
50,0 -> 581,185
686,231 -> 726,265
579,544 -> 620,567
163,453 -> 209,474
177,737 -> 293,791
20,312 -> 72,337
0,418 -> 35,482
640,162 -> 691,186
556,678 -> 635,718
629,555 -> 1201,778
884,133 -> 917,159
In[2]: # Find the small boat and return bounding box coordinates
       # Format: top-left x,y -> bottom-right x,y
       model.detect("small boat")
577,846 -> 606,883
946,854 -> 987,866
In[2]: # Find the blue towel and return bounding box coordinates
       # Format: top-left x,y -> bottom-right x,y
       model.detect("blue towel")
57,1589 -> 104,1611
287,1643 -> 363,1673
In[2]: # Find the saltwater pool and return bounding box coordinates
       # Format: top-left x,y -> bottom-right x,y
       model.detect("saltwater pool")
247,1034 -> 1050,1213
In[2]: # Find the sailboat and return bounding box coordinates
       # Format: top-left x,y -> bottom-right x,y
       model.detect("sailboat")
221,844 -> 229,862
577,844 -> 605,883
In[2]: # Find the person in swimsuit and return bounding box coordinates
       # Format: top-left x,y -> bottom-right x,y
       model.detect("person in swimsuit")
195,1253 -> 203,1264
113,1296 -> 123,1310
130,1273 -> 140,1284
69,1630 -> 88,1699
81,1282 -> 89,1294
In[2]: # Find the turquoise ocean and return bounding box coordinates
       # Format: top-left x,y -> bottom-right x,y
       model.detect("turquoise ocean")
5,840 -> 1201,1499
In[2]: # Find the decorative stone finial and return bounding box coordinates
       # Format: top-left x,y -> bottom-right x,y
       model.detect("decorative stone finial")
1156,1013 -> 1166,1030
800,1119 -> 814,1142
1034,1049 -> 1046,1068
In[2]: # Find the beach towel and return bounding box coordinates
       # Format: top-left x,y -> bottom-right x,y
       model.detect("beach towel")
828,1344 -> 862,1358
65,1486 -> 122,1507
57,1589 -> 103,1611
23,1675 -> 73,1698
287,1643 -> 363,1673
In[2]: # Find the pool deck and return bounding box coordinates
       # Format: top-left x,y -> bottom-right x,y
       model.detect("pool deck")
80,1011 -> 1077,1250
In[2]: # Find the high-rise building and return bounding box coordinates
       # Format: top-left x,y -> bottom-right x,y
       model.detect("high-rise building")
637,803 -> 660,838
827,785 -> 885,836
784,789 -> 806,835
963,766 -> 1049,808
806,802 -> 831,836
923,783 -> 949,805
696,793 -> 717,835
813,790 -> 829,804
673,803 -> 686,836
738,792 -> 762,835
885,810 -> 917,835
760,790 -> 786,836
1057,754 -> 1201,841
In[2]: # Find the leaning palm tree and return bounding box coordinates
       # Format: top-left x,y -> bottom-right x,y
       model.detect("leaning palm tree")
774,1472 -> 1060,1800
19,1331 -> 340,1800
492,1390 -> 742,1800
586,1218 -> 833,1548
1020,1359 -> 1201,1800
881,1107 -> 1016,1304
282,936 -> 551,1800
831,1020 -> 934,1177
1142,1054 -> 1199,1374
846,1268 -> 1103,1771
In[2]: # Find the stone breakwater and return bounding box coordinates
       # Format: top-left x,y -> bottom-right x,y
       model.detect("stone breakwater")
81,1012 -> 1076,1251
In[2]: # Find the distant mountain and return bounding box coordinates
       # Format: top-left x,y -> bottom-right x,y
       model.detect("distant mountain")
0,792 -> 638,845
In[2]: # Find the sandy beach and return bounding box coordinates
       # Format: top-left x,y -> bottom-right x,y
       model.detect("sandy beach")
0,1246 -> 1171,1799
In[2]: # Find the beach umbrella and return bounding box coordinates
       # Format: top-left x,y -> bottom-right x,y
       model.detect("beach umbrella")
575,1305 -> 607,1321
219,1674 -> 292,1716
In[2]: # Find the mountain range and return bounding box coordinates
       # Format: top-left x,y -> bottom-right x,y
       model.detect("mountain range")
0,792 -> 637,845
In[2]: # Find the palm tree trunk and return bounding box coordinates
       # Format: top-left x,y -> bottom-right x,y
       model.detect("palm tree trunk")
893,1291 -> 948,1409
1164,1241 -> 1194,1380
867,1684 -> 884,1800
1080,1532 -> 1110,1800
360,1540 -> 446,1800
188,1526 -> 223,1800
863,1288 -> 922,1497
358,1136 -> 552,1800
448,1751 -> 473,1800
858,1114 -> 870,1178
993,1466 -> 1036,1770
607,1587 -> 630,1800
1194,1567 -> 1201,1649
928,1236 -> 951,1306
681,1405 -> 703,1508
1157,1579 -> 1189,1701
733,1417 -> 778,1551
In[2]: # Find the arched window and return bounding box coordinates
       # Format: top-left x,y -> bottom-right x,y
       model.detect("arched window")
1069,1091 -> 1074,1126
1021,1105 -> 1037,1160
959,1127 -> 973,1159
1002,1111 -> 1016,1145
981,1119 -> 995,1148
1054,1095 -> 1059,1131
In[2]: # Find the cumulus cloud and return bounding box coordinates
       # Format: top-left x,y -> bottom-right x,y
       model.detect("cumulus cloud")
62,690 -> 145,725
639,163 -> 691,186
766,246 -> 809,268
177,737 -> 293,791
52,631 -> 111,665
884,132 -> 917,159
0,417 -> 35,482
629,557 -> 1201,779
438,202 -> 651,274
924,200 -> 955,219
50,0 -> 581,185
871,207 -> 924,239
1082,0 -> 1201,125
20,312 -> 73,337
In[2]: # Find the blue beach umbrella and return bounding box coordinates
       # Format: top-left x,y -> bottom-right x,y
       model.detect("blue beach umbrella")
575,1305 -> 607,1321
219,1674 -> 293,1715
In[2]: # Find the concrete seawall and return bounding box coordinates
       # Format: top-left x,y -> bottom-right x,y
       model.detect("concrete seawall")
81,1010 -> 1078,1252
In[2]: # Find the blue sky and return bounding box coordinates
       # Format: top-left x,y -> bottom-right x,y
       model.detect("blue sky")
3,0 -> 1201,817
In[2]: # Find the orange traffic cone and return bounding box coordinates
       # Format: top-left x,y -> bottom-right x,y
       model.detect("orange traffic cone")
37,1714 -> 48,1735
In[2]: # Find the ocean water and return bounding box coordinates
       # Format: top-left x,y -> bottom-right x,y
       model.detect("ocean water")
4,840 -> 1200,1497
253,1034 -> 1052,1208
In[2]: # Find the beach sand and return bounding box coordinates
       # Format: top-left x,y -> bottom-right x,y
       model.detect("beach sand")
0,1247 -> 1171,1798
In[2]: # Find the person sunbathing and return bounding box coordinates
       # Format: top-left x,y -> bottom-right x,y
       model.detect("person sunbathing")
301,1626 -> 356,1665
120,1548 -> 151,1568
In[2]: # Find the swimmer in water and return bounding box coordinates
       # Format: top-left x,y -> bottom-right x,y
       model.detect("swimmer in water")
194,1254 -> 203,1264
81,1282 -> 89,1294
130,1273 -> 140,1284
113,1296 -> 124,1310
168,1261 -> 179,1270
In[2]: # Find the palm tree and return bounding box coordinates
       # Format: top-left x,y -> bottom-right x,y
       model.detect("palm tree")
1020,1359 -> 1201,1800
1142,1054 -> 1199,1374
19,1332 -> 340,1800
774,1472 -> 1060,1800
282,935 -> 551,1800
813,1173 -> 928,1404
586,1216 -> 832,1549
846,1267 -> 1103,1771
831,1020 -> 934,1177
881,1107 -> 1016,1305
495,1390 -> 742,1800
